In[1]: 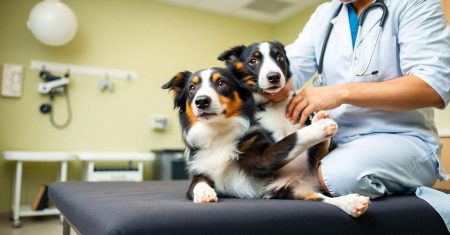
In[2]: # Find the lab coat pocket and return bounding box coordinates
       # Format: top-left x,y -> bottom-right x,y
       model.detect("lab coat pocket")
356,35 -> 398,82
376,35 -> 399,81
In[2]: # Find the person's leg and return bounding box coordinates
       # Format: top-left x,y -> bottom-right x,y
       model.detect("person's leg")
319,134 -> 437,198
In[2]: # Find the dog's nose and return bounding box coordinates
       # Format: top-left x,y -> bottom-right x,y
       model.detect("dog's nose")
195,96 -> 211,110
267,72 -> 281,84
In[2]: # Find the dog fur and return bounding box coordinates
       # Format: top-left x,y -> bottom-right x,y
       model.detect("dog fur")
162,66 -> 369,217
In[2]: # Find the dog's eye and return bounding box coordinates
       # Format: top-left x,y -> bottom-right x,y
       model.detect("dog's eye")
248,57 -> 258,66
189,85 -> 197,93
217,79 -> 228,88
276,54 -> 284,62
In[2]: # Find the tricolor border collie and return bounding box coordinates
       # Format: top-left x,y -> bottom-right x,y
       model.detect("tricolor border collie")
162,66 -> 369,217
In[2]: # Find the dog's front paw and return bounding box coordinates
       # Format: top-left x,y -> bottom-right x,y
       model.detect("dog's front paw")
311,111 -> 330,123
193,182 -> 218,203
338,194 -> 370,217
313,118 -> 338,139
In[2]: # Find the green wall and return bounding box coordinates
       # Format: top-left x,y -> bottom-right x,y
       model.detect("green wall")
0,0 -> 274,213
0,0 -> 449,214
274,1 -> 325,44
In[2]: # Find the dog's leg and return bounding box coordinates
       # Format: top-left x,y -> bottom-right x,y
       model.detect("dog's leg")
319,193 -> 370,217
287,118 -> 337,161
291,184 -> 370,217
187,175 -> 218,203
240,118 -> 337,177
307,111 -> 334,171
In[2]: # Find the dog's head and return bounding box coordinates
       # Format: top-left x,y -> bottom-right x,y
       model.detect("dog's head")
218,41 -> 291,94
162,67 -> 254,126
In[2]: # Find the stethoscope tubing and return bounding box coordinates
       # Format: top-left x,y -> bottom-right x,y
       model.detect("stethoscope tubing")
315,0 -> 388,86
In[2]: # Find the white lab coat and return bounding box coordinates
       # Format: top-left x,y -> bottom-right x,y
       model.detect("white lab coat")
286,0 -> 450,231
287,0 -> 450,104
286,0 -> 450,156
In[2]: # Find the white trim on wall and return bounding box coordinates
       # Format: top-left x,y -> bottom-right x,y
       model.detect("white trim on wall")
439,129 -> 450,137
31,60 -> 139,80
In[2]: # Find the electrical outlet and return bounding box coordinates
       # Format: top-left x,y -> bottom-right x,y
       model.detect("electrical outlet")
2,64 -> 23,98
150,115 -> 168,130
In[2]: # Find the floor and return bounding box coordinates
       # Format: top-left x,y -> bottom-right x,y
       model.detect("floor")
0,216 -> 76,235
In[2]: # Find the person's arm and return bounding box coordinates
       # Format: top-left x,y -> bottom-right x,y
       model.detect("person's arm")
286,75 -> 444,126
286,0 -> 450,126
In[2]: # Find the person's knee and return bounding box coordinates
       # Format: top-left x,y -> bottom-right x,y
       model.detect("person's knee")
320,163 -> 385,198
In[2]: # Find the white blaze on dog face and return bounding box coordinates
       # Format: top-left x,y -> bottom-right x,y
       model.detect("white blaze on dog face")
257,42 -> 286,93
187,68 -> 246,123
191,69 -> 224,121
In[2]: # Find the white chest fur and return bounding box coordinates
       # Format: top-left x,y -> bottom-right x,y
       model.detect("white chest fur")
186,117 -> 264,198
255,93 -> 299,142
191,153 -> 264,198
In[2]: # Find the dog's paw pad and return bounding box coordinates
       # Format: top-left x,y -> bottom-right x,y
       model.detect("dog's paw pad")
312,111 -> 330,123
323,122 -> 337,138
193,183 -> 218,204
341,194 -> 370,217
316,119 -> 338,138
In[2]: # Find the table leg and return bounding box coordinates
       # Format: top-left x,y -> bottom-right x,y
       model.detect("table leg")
59,161 -> 68,222
63,218 -> 71,235
86,161 -> 95,181
12,161 -> 22,228
60,161 -> 68,182
137,161 -> 144,181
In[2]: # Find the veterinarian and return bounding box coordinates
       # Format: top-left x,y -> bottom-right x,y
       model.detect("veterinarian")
265,0 -> 450,230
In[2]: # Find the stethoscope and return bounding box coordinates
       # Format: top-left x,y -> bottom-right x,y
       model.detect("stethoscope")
314,0 -> 389,87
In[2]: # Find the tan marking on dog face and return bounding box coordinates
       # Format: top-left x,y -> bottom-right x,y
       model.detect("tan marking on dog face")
192,76 -> 200,85
212,73 -> 221,82
219,91 -> 243,118
243,76 -> 256,86
185,100 -> 198,125
234,62 -> 244,70
254,51 -> 261,57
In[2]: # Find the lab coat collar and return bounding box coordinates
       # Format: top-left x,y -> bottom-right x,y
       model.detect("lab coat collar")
330,4 -> 353,51
331,0 -> 391,50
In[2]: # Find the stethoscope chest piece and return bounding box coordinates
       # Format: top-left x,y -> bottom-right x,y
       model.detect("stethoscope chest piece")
313,74 -> 325,87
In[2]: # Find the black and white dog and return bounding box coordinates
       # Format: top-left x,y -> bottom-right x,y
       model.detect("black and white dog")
218,41 -> 335,171
162,66 -> 369,217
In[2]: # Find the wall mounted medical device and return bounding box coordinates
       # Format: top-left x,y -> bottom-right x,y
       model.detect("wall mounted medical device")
38,69 -> 72,129
31,60 -> 139,128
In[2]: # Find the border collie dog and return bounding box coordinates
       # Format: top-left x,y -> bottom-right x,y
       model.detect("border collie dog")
217,41 -> 334,177
162,67 -> 369,217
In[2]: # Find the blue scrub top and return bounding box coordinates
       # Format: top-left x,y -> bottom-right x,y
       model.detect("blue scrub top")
347,4 -> 359,48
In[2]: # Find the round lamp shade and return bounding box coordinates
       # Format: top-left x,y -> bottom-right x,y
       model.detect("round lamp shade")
27,0 -> 78,46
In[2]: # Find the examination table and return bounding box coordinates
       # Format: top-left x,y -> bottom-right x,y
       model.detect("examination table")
48,181 -> 448,235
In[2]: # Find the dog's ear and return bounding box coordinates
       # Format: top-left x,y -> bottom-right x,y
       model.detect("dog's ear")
271,40 -> 284,50
162,71 -> 191,91
217,45 -> 246,64
162,71 -> 191,109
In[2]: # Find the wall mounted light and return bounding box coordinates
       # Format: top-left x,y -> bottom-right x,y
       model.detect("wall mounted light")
27,0 -> 78,46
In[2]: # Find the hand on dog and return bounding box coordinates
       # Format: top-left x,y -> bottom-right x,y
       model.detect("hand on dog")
261,80 -> 293,103
287,85 -> 347,127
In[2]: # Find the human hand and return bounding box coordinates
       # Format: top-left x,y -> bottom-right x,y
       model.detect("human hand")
261,80 -> 293,103
286,85 -> 347,127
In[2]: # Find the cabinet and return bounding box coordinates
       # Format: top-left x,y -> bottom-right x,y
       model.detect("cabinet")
3,151 -> 76,228
434,138 -> 450,189
78,152 -> 154,182
444,0 -> 450,24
